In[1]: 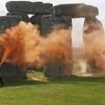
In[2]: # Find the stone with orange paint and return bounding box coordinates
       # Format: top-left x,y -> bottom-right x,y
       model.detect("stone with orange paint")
0,21 -> 73,79
83,16 -> 105,76
43,26 -> 73,78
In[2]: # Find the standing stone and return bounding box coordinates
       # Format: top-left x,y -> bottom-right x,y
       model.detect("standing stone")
83,16 -> 105,76
43,16 -> 73,78
0,16 -> 22,33
0,63 -> 27,81
41,15 -> 72,36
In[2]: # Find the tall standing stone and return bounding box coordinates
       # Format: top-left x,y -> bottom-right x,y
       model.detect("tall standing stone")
83,16 -> 105,76
42,15 -> 73,78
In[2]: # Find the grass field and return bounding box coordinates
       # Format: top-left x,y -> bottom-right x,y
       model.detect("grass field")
0,74 -> 105,105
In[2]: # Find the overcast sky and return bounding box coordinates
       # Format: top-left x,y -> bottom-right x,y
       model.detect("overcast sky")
0,0 -> 105,47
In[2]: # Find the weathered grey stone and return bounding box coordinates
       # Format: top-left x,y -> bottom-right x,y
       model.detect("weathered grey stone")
54,4 -> 99,18
0,63 -> 27,81
7,12 -> 29,22
41,15 -> 72,36
43,25 -> 73,78
30,15 -> 42,27
6,1 -> 53,14
0,16 -> 22,33
83,16 -> 105,75
6,1 -> 33,14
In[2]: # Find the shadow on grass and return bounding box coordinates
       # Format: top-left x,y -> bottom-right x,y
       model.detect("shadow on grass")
2,79 -> 48,87
48,76 -> 105,84
2,76 -> 105,87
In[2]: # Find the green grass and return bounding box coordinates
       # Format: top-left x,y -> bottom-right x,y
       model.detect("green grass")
0,76 -> 105,105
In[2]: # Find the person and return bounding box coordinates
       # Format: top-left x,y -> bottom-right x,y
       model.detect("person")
0,73 -> 4,86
